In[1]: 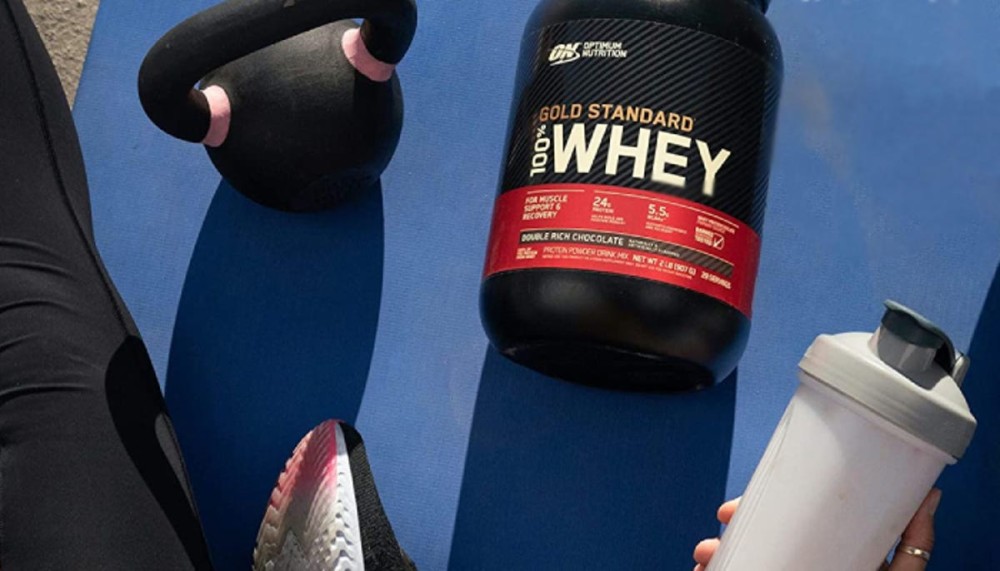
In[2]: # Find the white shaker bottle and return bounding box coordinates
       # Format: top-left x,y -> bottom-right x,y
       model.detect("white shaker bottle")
707,301 -> 977,570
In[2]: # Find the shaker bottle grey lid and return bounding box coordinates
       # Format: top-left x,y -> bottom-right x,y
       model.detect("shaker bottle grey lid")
798,301 -> 977,460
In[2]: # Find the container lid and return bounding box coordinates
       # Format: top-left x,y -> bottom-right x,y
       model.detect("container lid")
798,301 -> 977,459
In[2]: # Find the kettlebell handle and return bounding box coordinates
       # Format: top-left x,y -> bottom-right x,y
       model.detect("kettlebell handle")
138,0 -> 417,145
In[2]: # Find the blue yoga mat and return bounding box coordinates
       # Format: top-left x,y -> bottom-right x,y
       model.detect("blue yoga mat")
75,1 -> 1000,569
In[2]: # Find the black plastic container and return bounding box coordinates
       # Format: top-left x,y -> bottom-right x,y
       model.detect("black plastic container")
481,0 -> 783,390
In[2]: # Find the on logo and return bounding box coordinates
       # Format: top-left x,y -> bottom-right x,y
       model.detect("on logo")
549,43 -> 582,66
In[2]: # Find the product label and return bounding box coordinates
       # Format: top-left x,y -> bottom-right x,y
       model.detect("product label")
484,19 -> 781,316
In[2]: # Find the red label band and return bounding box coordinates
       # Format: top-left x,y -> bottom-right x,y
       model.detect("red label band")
484,184 -> 761,316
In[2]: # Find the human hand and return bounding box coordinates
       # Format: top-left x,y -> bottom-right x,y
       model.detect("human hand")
692,488 -> 941,571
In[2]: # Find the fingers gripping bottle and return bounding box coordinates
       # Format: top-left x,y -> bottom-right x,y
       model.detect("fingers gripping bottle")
481,0 -> 783,390
707,301 -> 978,570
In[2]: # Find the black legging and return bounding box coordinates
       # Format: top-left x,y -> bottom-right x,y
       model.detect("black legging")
0,0 -> 213,568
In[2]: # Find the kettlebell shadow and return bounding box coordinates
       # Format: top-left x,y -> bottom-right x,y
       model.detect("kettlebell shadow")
449,348 -> 737,570
163,179 -> 384,570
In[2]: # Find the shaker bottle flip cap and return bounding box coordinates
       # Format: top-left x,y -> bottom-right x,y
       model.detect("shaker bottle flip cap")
798,300 -> 977,460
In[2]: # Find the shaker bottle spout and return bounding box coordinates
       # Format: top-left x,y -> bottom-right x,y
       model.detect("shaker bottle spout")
870,300 -> 968,388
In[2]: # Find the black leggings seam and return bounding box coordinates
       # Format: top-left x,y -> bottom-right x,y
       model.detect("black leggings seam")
2,0 -> 130,338
0,436 -> 5,563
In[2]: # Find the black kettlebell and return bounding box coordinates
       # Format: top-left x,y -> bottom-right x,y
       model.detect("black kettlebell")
138,0 -> 417,211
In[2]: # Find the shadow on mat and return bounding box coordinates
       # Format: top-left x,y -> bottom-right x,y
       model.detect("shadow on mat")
449,348 -> 737,570
164,180 -> 384,570
935,263 -> 1000,570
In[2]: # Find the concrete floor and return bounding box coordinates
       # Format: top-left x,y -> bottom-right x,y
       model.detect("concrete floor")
23,0 -> 100,105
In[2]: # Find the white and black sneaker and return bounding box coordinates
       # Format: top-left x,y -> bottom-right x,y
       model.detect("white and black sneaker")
253,420 -> 416,571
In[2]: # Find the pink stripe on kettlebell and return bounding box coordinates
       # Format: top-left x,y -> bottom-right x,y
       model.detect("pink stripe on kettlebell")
342,28 -> 396,82
201,85 -> 231,147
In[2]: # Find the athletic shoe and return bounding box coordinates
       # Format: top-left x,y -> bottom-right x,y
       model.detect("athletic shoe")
253,420 -> 416,570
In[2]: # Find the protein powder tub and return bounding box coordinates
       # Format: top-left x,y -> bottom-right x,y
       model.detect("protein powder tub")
481,0 -> 783,390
